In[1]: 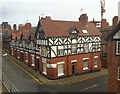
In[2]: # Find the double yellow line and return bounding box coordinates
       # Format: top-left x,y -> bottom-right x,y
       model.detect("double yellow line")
6,56 -> 44,85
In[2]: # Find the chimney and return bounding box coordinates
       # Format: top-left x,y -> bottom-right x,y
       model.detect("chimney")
13,24 -> 17,30
25,23 -> 31,30
112,16 -> 119,27
2,22 -> 8,29
101,19 -> 107,30
79,14 -> 88,26
18,24 -> 25,32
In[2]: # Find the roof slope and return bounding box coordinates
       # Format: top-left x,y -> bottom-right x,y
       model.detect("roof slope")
106,22 -> 120,41
40,19 -> 102,37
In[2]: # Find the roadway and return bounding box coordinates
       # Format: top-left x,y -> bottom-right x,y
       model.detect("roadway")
2,53 -> 108,92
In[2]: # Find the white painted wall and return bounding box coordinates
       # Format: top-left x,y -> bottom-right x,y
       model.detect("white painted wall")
51,46 -> 57,57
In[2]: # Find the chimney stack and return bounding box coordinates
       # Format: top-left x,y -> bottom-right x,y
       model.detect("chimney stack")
112,16 -> 119,27
79,14 -> 88,26
101,19 -> 107,30
18,24 -> 25,32
13,24 -> 17,30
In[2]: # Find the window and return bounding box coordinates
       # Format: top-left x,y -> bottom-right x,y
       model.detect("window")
82,30 -> 88,34
11,48 -> 13,55
94,56 -> 98,67
17,50 -> 20,59
57,64 -> 64,76
58,46 -> 64,56
116,41 -> 120,55
31,55 -> 35,66
72,44 -> 77,54
84,43 -> 89,52
43,63 -> 47,75
118,67 -> 120,81
25,52 -> 28,62
41,46 -> 47,57
58,49 -> 64,56
83,58 -> 89,70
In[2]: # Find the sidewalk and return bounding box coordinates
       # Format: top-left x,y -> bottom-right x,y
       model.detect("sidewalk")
3,50 -> 108,86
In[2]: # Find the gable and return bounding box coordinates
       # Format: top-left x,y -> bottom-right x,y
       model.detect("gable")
113,29 -> 120,39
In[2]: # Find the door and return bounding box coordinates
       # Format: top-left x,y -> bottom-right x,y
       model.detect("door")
72,62 -> 76,75
36,58 -> 39,70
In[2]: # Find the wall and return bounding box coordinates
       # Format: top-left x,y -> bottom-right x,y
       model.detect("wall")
45,52 -> 101,79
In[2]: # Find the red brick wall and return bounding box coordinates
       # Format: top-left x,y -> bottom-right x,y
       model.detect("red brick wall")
45,52 -> 101,79
107,40 -> 119,92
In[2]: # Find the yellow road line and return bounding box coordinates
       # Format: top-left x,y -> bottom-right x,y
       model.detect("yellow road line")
6,56 -> 43,85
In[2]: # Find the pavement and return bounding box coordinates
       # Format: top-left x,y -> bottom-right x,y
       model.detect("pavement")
3,49 -> 108,86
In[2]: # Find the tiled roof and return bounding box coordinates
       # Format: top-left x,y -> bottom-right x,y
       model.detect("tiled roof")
12,27 -> 36,41
40,19 -> 102,37
106,21 -> 120,41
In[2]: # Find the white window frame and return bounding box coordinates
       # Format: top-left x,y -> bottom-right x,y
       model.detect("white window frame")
116,41 -> 120,55
17,50 -> 20,59
11,48 -> 13,55
57,61 -> 64,76
58,46 -> 64,56
25,52 -> 28,62
84,43 -> 89,53
31,55 -> 35,66
82,30 -> 88,34
43,63 -> 47,75
118,67 -> 120,81
71,44 -> 77,54
94,56 -> 98,68
83,58 -> 89,70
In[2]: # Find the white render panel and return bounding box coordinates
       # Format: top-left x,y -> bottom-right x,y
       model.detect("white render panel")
58,46 -> 63,49
54,38 -> 58,45
49,38 -> 53,45
72,39 -> 77,44
51,46 -> 57,57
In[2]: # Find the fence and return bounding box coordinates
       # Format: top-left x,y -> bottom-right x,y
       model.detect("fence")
2,73 -> 20,94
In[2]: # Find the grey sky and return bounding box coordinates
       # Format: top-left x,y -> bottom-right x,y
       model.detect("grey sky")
1,0 -> 120,27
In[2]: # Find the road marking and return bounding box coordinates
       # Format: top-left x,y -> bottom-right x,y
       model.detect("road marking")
65,73 -> 108,85
5,56 -> 43,85
80,84 -> 98,91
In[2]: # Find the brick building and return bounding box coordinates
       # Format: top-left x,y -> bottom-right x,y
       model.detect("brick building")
100,16 -> 119,68
5,14 -> 102,79
106,21 -> 120,92
35,14 -> 102,79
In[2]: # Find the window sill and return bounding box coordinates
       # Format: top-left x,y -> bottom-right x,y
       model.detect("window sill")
57,73 -> 64,76
25,60 -> 28,62
94,65 -> 98,68
31,63 -> 35,66
83,67 -> 88,70
43,72 -> 47,75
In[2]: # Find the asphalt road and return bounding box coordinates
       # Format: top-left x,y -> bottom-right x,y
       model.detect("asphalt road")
2,53 -> 108,92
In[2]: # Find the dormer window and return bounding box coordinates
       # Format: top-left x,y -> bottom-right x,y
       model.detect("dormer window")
82,30 -> 88,34
70,29 -> 78,39
72,30 -> 77,34
116,41 -> 120,55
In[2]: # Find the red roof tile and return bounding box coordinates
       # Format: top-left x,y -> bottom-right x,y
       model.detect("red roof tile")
40,19 -> 102,37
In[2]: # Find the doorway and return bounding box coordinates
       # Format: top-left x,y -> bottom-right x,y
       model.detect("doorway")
72,62 -> 76,75
36,58 -> 39,70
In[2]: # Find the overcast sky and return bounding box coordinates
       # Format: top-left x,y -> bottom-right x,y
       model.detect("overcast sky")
1,0 -> 120,27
